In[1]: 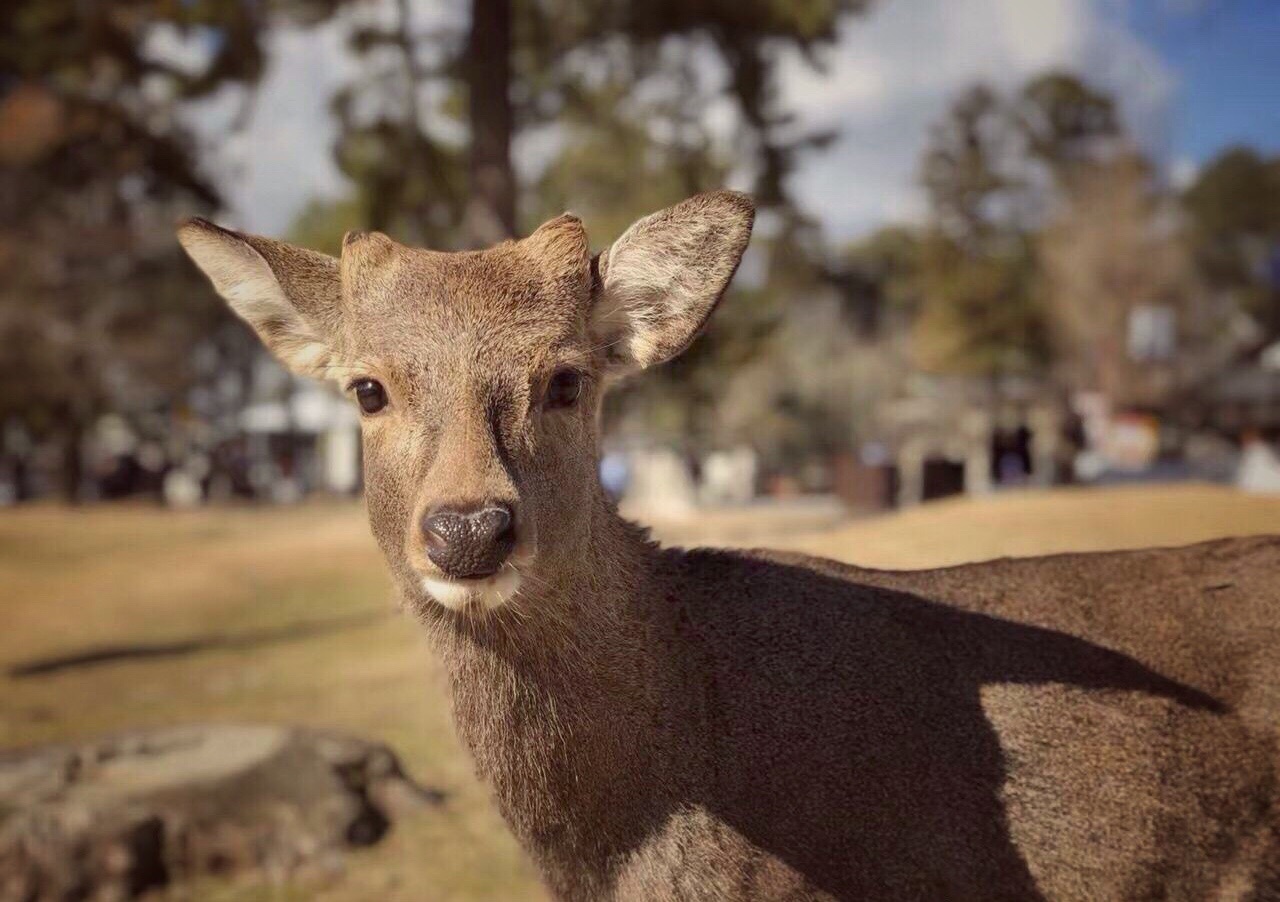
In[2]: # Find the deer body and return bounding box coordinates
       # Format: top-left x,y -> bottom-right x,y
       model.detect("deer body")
179,191 -> 1280,900
440,517 -> 1280,901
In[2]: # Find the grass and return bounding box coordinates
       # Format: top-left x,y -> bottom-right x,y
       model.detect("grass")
0,483 -> 1277,899
770,482 -> 1280,569
0,503 -> 541,901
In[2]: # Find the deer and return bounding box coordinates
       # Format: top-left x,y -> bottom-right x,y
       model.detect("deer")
178,191 -> 1280,901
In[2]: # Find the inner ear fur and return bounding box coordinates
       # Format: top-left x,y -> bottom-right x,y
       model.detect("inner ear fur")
590,190 -> 755,372
177,218 -> 343,378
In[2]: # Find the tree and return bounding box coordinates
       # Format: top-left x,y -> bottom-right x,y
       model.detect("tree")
838,225 -> 925,336
0,0 -> 340,498
912,232 -> 1045,379
1182,146 -> 1280,337
1015,71 -> 1121,184
912,72 -> 1125,383
919,84 -> 1017,249
314,0 -> 875,454
1039,154 -> 1208,407
462,0 -> 516,243
332,0 -> 872,246
916,84 -> 1042,381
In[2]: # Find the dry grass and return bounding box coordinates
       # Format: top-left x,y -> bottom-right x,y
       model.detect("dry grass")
769,482 -> 1280,569
0,483 -> 1277,899
0,502 -> 541,902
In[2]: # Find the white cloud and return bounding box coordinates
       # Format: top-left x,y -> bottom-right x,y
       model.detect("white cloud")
185,19 -> 358,234
1169,155 -> 1199,190
144,23 -> 219,77
181,1 -> 462,235
782,0 -> 1178,240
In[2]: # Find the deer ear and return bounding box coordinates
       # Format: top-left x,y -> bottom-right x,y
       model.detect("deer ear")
590,190 -> 754,373
177,218 -> 342,378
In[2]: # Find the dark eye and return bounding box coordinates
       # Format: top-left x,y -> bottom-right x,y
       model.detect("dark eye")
544,369 -> 582,409
350,378 -> 388,415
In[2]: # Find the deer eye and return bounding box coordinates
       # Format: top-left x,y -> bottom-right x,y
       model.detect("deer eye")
544,369 -> 582,409
350,378 -> 388,415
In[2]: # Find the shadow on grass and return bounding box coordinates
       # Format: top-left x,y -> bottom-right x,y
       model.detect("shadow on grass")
7,610 -> 392,678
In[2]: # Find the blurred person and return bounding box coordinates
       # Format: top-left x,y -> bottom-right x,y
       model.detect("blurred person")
1238,429 -> 1280,494
600,447 -> 630,503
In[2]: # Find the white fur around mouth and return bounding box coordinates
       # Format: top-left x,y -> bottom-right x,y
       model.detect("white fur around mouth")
422,568 -> 521,612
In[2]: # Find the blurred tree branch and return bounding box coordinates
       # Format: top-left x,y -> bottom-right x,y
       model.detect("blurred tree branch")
0,0 -> 342,498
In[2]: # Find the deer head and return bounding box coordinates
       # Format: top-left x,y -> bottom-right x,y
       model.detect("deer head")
178,191 -> 755,614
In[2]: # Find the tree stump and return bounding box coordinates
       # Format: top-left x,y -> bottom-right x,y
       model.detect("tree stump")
0,724 -> 443,900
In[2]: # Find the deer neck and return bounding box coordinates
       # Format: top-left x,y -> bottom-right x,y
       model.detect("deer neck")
427,498 -> 686,882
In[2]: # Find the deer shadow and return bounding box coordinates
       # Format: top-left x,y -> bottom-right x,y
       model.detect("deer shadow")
670,549 -> 1228,901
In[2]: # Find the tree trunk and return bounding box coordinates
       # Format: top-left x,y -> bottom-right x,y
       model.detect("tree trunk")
463,0 -> 516,247
58,351 -> 93,503
58,415 -> 86,503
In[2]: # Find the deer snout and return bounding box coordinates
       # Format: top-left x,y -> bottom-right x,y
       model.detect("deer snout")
421,503 -> 516,579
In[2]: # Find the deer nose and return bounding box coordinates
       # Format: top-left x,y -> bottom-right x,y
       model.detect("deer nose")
421,503 -> 516,579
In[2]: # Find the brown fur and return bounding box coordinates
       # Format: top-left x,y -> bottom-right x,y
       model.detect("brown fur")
179,192 -> 1280,900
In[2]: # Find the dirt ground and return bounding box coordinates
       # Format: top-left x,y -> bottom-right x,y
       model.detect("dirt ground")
1,483 -> 1277,900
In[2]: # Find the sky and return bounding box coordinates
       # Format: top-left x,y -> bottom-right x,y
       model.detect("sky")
186,0 -> 1280,242
1123,0 -> 1280,162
